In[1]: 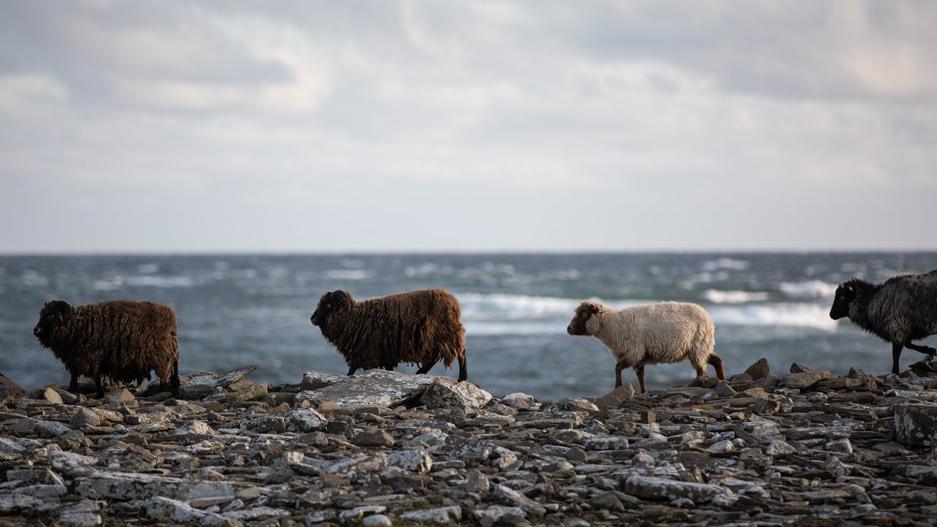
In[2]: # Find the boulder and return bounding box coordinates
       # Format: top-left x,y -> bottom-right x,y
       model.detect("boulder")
420,378 -> 492,410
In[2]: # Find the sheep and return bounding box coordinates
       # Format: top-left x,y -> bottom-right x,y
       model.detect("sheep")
567,300 -> 724,393
829,269 -> 937,374
33,299 -> 180,397
310,289 -> 468,381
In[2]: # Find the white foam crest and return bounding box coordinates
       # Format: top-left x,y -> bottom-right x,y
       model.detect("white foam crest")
404,263 -> 455,277
702,289 -> 769,304
709,303 -> 837,331
701,258 -> 750,271
136,263 -> 159,274
21,270 -> 49,287
457,293 -> 638,321
322,269 -> 371,280
779,280 -> 838,299
94,274 -> 195,290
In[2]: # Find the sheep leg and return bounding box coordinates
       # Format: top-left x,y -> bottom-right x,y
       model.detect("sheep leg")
634,363 -> 647,394
170,360 -> 180,395
906,342 -> 937,356
68,372 -> 78,393
614,358 -> 632,388
94,374 -> 104,398
892,342 -> 903,374
708,353 -> 727,380
416,360 -> 437,375
457,355 -> 467,382
346,365 -> 358,376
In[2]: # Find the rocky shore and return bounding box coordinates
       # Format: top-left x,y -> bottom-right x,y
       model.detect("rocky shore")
2,359 -> 937,526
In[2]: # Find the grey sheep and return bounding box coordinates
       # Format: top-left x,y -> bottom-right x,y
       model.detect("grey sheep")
830,269 -> 937,374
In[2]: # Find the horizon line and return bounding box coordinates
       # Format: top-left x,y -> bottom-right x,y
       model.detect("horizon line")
2,248 -> 937,257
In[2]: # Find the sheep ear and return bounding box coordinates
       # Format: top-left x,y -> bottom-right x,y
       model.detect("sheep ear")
846,285 -> 854,292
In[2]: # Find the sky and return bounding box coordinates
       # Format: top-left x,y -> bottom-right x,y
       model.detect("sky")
1,0 -> 936,253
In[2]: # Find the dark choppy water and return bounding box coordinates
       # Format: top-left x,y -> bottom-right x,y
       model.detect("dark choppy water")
1,253 -> 935,399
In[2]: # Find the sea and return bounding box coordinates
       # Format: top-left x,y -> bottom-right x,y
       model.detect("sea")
1,253 -> 935,399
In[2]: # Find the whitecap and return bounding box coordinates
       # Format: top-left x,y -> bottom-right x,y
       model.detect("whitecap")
136,263 -> 159,274
21,270 -> 49,287
323,269 -> 371,280
701,258 -> 750,272
702,290 -> 769,304
708,303 -> 837,331
778,280 -> 838,299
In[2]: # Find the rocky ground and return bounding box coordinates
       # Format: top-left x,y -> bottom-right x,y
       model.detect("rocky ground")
2,359 -> 937,526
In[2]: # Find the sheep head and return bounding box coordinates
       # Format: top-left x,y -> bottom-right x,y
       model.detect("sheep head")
311,290 -> 355,329
34,300 -> 73,347
829,279 -> 864,320
567,301 -> 602,336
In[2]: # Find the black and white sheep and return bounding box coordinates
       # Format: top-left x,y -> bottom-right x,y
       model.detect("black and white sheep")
830,269 -> 937,374
34,300 -> 181,397
311,289 -> 468,381
567,300 -> 724,393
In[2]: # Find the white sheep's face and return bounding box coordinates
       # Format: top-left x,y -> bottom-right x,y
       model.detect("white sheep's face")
567,302 -> 600,336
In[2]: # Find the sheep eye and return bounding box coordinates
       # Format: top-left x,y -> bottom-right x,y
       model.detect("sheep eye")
326,304 -> 331,309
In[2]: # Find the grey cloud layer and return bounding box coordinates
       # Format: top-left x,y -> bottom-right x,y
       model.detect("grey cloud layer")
1,0 -> 935,252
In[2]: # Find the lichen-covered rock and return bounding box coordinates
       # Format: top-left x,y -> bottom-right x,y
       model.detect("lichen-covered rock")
420,378 -> 492,410
623,475 -> 734,504
295,369 -> 435,410
894,404 -> 937,447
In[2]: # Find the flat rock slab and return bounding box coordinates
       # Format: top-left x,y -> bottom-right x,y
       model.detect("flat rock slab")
623,475 -> 733,504
294,370 -> 437,411
894,404 -> 937,447
177,366 -> 257,400
779,370 -> 830,389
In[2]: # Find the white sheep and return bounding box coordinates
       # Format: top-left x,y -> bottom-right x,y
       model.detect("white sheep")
567,300 -> 724,393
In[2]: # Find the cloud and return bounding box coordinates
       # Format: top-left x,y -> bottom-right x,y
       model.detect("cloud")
1,0 -> 936,252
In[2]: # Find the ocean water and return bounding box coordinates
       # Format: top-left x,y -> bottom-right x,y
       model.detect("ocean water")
1,253 -> 935,399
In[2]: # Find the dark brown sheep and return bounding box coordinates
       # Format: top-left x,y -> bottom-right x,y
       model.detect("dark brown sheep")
311,289 -> 468,381
34,300 -> 180,397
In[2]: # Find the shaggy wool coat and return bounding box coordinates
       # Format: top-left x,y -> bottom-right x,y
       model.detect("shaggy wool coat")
36,300 -> 179,387
583,301 -> 716,370
316,289 -> 466,373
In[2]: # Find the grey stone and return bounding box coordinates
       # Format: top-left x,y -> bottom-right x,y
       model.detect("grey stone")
35,419 -> 71,438
296,369 -> 435,411
387,449 -> 432,473
176,420 -> 216,440
420,378 -> 492,410
352,429 -> 396,447
493,484 -> 545,517
70,407 -> 101,428
284,407 -> 328,432
744,358 -> 770,380
473,505 -> 527,527
622,475 -> 733,503
178,366 -> 256,400
362,514 -> 393,527
146,496 -> 234,527
779,370 -> 830,389
894,404 -> 937,446
300,371 -> 346,390
400,505 -> 462,524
